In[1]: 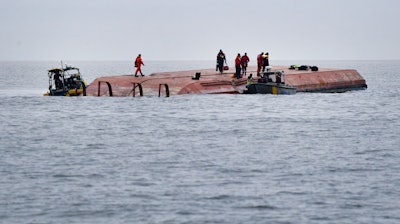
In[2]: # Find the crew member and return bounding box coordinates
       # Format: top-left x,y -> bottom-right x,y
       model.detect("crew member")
246,73 -> 254,86
262,52 -> 269,72
235,53 -> 241,79
216,50 -> 226,74
134,54 -> 145,77
257,52 -> 264,76
54,71 -> 63,89
241,52 -> 250,76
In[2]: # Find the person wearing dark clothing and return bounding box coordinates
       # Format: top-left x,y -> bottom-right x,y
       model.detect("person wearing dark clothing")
216,49 -> 226,74
262,52 -> 269,72
54,71 -> 63,89
235,53 -> 242,79
241,53 -> 250,76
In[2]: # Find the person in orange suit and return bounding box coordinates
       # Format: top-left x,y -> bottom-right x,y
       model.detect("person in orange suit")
134,54 -> 145,77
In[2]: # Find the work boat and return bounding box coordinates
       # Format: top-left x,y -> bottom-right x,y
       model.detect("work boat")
44,65 -> 87,96
244,71 -> 296,95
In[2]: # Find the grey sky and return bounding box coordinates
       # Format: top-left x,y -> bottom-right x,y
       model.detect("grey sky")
1,0 -> 399,61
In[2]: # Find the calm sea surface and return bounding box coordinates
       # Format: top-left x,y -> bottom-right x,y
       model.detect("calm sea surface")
0,60 -> 399,223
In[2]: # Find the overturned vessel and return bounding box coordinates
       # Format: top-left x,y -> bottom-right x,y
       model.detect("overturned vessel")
84,65 -> 367,97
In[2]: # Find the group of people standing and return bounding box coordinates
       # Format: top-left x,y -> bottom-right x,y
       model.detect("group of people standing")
235,53 -> 250,79
217,50 -> 270,79
217,50 -> 251,78
217,50 -> 251,79
134,50 -> 270,79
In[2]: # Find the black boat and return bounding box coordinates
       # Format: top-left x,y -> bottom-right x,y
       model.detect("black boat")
244,71 -> 296,95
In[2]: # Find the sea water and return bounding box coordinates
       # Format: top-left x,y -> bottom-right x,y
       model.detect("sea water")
0,60 -> 399,223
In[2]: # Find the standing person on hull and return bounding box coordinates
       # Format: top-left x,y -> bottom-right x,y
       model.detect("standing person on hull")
134,54 -> 145,77
216,49 -> 227,74
257,52 -> 264,76
235,53 -> 242,79
262,52 -> 269,72
241,52 -> 250,76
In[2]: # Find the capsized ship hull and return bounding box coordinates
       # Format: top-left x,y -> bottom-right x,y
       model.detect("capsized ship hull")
85,66 -> 367,97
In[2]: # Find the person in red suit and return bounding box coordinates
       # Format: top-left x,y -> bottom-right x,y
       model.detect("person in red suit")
241,52 -> 250,76
235,53 -> 242,79
257,52 -> 264,76
134,54 -> 145,77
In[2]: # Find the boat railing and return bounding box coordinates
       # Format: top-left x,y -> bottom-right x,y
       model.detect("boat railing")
158,84 -> 170,97
131,82 -> 143,97
97,81 -> 113,96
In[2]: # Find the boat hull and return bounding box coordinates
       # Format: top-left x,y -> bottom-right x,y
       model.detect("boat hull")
44,88 -> 85,96
244,83 -> 296,95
